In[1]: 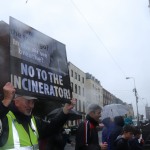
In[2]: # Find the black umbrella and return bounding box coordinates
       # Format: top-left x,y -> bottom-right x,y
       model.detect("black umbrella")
47,108 -> 82,121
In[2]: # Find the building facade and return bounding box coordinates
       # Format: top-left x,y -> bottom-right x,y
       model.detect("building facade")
68,61 -> 134,126
68,62 -> 86,122
85,73 -> 103,107
103,88 -> 114,106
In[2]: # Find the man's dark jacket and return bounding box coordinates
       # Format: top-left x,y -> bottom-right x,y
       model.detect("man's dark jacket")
114,136 -> 130,150
129,137 -> 143,150
75,115 -> 101,150
0,101 -> 68,147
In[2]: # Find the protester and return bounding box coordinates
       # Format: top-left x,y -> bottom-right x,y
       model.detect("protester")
75,103 -> 108,150
102,117 -> 114,150
129,127 -> 144,150
41,123 -> 74,150
0,82 -> 76,150
109,116 -> 125,150
114,124 -> 134,150
124,114 -> 133,125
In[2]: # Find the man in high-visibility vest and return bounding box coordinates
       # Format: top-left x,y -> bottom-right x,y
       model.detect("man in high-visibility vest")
0,82 -> 76,150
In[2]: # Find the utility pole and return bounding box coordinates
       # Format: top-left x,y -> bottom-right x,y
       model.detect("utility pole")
133,87 -> 139,126
126,77 -> 139,126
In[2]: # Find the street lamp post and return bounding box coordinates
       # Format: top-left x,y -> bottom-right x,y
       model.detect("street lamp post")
126,77 -> 139,126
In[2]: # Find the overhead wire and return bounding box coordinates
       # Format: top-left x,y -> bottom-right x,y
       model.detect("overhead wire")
69,0 -> 127,77
68,0 -> 149,115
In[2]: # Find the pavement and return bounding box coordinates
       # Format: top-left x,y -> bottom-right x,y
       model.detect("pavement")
64,135 -> 75,150
65,143 -> 75,150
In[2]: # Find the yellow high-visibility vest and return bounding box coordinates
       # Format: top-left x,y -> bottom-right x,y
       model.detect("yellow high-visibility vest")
0,111 -> 39,150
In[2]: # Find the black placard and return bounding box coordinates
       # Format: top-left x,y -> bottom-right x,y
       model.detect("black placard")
9,17 -> 72,102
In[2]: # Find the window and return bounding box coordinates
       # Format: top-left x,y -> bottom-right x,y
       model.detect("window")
83,88 -> 84,96
71,82 -> 73,92
71,70 -> 73,77
75,99 -> 78,110
82,77 -> 84,83
75,72 -> 77,79
78,75 -> 80,81
78,86 -> 81,95
83,101 -> 85,113
79,100 -> 81,111
75,84 -> 77,93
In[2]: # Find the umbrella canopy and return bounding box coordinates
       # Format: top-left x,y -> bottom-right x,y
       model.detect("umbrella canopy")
47,108 -> 82,121
101,104 -> 129,120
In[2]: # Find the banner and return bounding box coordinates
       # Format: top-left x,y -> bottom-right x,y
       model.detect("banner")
9,17 -> 72,102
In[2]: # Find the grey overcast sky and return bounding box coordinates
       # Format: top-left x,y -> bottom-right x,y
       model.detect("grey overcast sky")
1,0 -> 150,117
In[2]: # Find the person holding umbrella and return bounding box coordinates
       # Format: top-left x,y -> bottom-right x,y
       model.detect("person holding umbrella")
102,117 -> 115,150
109,116 -> 125,150
0,82 -> 76,150
101,104 -> 128,150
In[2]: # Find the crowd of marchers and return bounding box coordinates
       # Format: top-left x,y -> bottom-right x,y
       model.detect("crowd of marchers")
0,82 -> 145,150
75,105 -> 144,150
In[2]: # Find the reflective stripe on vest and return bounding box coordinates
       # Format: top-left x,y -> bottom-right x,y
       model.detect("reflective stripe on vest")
7,144 -> 39,150
1,111 -> 39,150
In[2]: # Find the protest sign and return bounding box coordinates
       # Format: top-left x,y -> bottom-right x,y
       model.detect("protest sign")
0,17 -> 72,103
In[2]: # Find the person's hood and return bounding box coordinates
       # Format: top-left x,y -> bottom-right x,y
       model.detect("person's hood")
102,117 -> 111,127
114,135 -> 125,146
114,116 -> 125,127
114,135 -> 129,146
124,117 -> 133,125
116,135 -> 122,140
